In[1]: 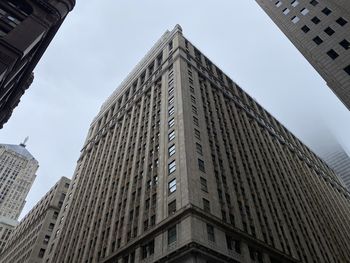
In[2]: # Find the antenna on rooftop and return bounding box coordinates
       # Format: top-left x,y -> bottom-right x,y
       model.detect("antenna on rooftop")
20,136 -> 29,147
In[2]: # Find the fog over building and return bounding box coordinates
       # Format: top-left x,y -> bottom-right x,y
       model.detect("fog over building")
0,140 -> 38,252
256,0 -> 350,109
0,177 -> 70,263
41,25 -> 350,263
0,0 -> 75,128
320,144 -> 350,191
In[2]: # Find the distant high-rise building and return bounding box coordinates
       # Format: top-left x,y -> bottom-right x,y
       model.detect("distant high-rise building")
256,0 -> 350,109
321,146 -> 350,191
0,177 -> 70,263
0,0 -> 75,128
0,140 -> 38,251
48,25 -> 350,263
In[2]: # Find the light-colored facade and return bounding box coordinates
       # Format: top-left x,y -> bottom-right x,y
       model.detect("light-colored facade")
0,217 -> 17,252
0,143 -> 38,220
256,0 -> 350,109
47,25 -> 350,263
0,142 -> 38,251
321,146 -> 350,191
0,176 -> 70,263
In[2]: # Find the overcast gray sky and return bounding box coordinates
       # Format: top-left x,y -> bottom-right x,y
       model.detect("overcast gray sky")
1,1 -> 350,219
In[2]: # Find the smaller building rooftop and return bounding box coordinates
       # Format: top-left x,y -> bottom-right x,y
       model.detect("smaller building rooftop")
0,143 -> 35,160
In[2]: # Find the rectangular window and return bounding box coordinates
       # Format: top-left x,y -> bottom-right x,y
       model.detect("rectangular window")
198,159 -> 205,172
192,105 -> 198,115
327,49 -> 339,60
311,16 -> 320,24
38,249 -> 46,258
324,27 -> 335,36
336,17 -> 348,26
226,235 -> 233,250
48,223 -> 54,231
168,118 -> 175,128
340,39 -> 350,50
193,116 -> 199,126
203,198 -> 210,212
191,95 -> 196,104
168,130 -> 175,141
291,16 -> 300,24
168,96 -> 175,105
300,8 -> 309,15
53,211 -> 59,219
196,143 -> 203,155
168,106 -> 175,116
141,240 -> 154,259
200,177 -> 208,192
168,225 -> 177,245
168,86 -> 174,96
301,25 -> 310,33
207,224 -> 215,242
313,36 -> 323,45
169,40 -> 173,50
310,0 -> 318,6
157,53 -> 163,66
344,65 -> 350,75
43,235 -> 50,244
168,160 -> 176,174
168,144 -> 176,157
168,200 -> 176,215
194,129 -> 201,140
322,7 -> 332,15
282,8 -> 290,15
169,179 -> 176,194
291,0 -> 299,7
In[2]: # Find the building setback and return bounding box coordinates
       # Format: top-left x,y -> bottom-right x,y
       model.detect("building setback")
47,25 -> 350,263
0,0 -> 75,128
256,0 -> 350,110
0,176 -> 70,263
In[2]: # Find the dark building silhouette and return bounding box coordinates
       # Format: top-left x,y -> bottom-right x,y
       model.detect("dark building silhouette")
0,0 -> 75,128
46,26 -> 350,263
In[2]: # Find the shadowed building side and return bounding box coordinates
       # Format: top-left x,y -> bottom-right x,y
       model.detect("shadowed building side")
0,0 -> 75,128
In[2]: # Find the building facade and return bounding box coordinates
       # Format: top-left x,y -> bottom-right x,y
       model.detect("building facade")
0,142 -> 38,220
256,0 -> 350,109
0,0 -> 75,128
321,145 -> 350,191
0,217 -> 17,252
0,176 -> 70,262
47,25 -> 350,263
0,141 -> 38,251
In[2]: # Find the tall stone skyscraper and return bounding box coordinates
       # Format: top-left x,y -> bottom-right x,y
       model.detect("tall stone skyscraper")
0,140 -> 38,251
256,0 -> 350,109
321,145 -> 350,191
48,25 -> 350,263
0,0 -> 75,128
